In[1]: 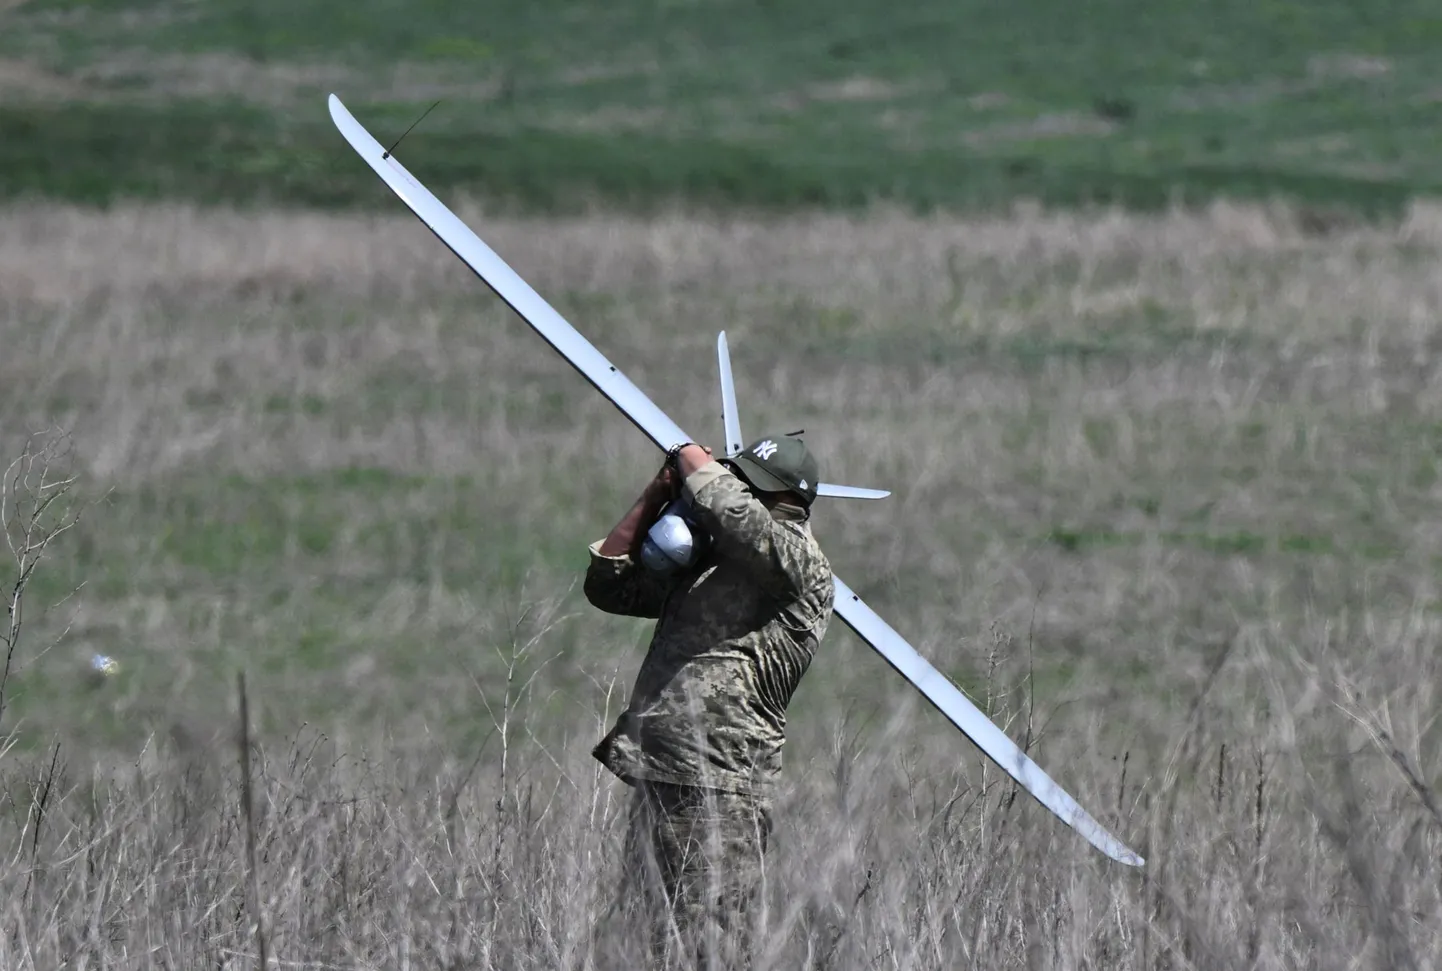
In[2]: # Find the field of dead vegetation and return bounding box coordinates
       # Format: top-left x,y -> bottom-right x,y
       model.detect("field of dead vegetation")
1,200 -> 1440,967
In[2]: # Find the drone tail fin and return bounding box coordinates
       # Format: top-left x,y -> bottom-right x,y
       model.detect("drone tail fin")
718,332 -> 890,500
718,331 -> 745,457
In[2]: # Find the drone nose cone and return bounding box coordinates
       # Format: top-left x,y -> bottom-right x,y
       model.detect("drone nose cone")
641,511 -> 701,572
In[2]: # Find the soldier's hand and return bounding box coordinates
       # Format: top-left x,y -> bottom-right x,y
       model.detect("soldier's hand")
643,464 -> 678,505
674,444 -> 713,477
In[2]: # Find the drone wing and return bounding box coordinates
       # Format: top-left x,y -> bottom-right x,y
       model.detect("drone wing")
328,94 -> 1143,867
816,483 -> 891,499
830,577 -> 1143,864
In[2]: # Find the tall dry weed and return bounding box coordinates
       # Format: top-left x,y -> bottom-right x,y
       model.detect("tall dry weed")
0,606 -> 1436,969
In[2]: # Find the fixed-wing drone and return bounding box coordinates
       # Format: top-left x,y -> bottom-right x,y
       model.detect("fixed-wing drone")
327,94 -> 1144,868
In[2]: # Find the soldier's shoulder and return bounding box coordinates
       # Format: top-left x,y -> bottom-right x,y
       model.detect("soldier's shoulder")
785,521 -> 833,577
781,519 -> 824,550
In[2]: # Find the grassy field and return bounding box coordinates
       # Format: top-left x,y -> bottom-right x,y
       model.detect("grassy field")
3,3 -> 1441,964
2,200 -> 1442,964
10,196 -> 1442,754
4,0 -> 1442,213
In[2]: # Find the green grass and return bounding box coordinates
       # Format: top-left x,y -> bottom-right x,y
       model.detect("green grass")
4,0 -> 1442,213
6,201 -> 1442,755
6,462 -> 611,749
4,99 -> 1430,215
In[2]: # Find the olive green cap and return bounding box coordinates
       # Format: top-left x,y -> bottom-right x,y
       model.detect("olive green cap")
723,432 -> 820,507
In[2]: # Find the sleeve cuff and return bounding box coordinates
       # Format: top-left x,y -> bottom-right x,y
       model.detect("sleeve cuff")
588,538 -> 632,564
682,460 -> 732,502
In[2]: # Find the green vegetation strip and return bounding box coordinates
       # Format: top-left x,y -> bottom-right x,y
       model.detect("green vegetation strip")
8,0 -> 1442,213
1,100 -> 1429,216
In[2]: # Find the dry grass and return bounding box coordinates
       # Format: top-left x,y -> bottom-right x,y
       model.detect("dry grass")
0,48 -> 510,108
61,51 -> 518,107
0,600 -> 1437,969
0,57 -> 89,100
1,200 -> 1442,966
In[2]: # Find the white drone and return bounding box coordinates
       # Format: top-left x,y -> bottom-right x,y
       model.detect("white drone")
327,94 -> 1144,868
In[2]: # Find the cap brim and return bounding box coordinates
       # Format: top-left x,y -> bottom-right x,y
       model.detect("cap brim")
723,454 -> 794,495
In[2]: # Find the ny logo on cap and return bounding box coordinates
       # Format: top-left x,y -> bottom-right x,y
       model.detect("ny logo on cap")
753,440 -> 779,460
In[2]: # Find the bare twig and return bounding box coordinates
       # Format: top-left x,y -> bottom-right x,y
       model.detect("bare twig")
1331,676 -> 1442,834
1,429 -> 98,729
238,671 -> 272,970
22,740 -> 62,908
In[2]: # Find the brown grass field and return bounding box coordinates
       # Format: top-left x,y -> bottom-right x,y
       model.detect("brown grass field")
1,200 -> 1441,967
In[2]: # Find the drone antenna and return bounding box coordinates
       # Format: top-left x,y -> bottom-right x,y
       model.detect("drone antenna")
382,100 -> 442,160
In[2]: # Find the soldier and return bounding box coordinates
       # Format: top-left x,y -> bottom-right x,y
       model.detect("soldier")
584,434 -> 835,970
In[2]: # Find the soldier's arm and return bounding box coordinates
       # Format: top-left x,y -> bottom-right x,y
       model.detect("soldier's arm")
583,468 -> 674,618
583,542 -> 671,618
679,457 -> 828,602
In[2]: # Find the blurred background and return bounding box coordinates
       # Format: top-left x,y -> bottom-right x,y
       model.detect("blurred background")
4,2 -> 1442,967
4,0 -> 1441,214
4,0 -> 1442,767
5,0 -> 1442,754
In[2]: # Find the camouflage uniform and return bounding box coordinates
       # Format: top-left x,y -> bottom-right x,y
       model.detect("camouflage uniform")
585,456 -> 834,969
617,780 -> 773,970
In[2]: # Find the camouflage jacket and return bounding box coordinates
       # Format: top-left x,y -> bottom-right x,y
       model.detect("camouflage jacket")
584,460 -> 835,796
